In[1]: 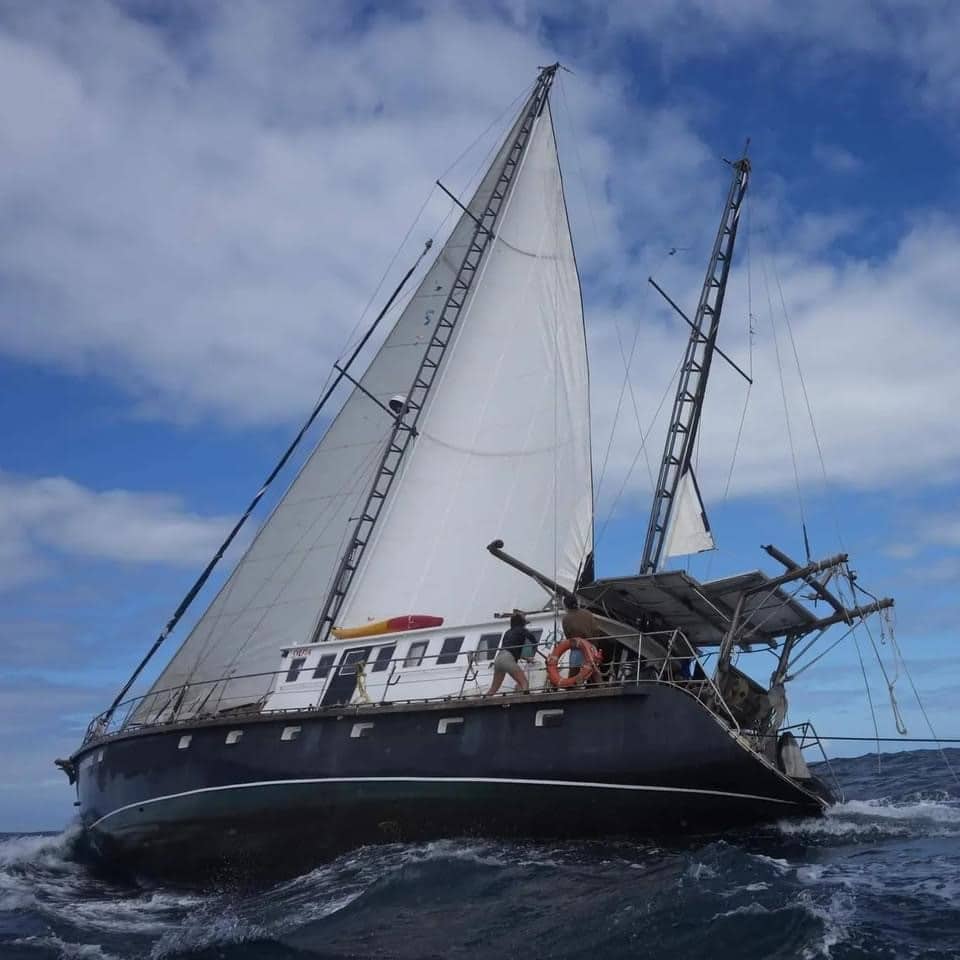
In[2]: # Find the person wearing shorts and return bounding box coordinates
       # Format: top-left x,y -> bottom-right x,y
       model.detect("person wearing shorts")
485,612 -> 535,695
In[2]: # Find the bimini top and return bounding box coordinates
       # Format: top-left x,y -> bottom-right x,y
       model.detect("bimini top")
579,569 -> 821,648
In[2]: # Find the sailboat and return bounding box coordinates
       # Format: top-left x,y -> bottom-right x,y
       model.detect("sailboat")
59,64 -> 893,880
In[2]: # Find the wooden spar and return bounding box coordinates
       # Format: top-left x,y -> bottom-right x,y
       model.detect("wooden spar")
762,544 -> 849,617
486,539 -> 578,605
798,597 -> 894,633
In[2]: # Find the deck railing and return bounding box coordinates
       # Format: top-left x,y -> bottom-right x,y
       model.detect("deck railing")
83,629 -> 749,746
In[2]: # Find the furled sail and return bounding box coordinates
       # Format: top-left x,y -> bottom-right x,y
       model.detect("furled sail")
138,86 -> 591,719
661,468 -> 714,561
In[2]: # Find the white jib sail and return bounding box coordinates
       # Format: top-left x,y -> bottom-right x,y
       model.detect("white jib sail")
339,104 -> 592,628
139,91 -> 591,718
662,468 -> 715,561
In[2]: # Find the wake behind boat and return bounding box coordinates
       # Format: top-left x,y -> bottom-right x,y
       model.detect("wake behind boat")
60,64 -> 893,881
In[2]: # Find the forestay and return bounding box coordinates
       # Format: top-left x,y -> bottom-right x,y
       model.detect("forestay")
138,93 -> 592,719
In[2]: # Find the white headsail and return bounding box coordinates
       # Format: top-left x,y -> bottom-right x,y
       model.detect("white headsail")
341,104 -> 592,627
140,86 -> 591,717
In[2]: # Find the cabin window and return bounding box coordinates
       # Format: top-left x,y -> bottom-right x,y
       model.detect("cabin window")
437,636 -> 464,665
312,654 -> 336,679
339,649 -> 368,676
372,645 -> 396,672
285,657 -> 306,682
477,633 -> 500,661
404,640 -> 429,667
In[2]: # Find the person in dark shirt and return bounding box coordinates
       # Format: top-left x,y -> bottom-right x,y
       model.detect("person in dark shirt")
485,612 -> 536,695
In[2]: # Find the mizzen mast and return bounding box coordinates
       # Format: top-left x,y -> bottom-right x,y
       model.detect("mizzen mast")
639,151 -> 751,573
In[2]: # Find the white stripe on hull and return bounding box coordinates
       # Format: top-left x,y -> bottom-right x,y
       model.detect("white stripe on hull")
91,775 -> 804,830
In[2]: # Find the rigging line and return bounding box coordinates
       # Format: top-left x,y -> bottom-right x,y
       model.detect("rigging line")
769,240 -> 846,554
596,353 -> 684,548
840,570 -> 907,736
340,82 -> 532,362
211,435 -> 390,681
789,627 -> 828,668
760,250 -> 809,556
575,54 -> 665,507
105,240 -> 435,719
440,82 -> 535,196
853,631 -> 883,773
738,577 -> 811,643
183,430 -> 390,679
722,193 -> 756,502
891,655 -> 960,785
592,253 -> 665,505
785,622 -> 857,679
759,734 -> 960,743
558,73 -> 599,241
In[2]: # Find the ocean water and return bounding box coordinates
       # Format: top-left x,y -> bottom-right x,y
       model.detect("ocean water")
1,749 -> 958,959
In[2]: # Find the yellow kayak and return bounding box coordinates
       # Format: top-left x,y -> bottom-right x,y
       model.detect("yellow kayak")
332,614 -> 443,640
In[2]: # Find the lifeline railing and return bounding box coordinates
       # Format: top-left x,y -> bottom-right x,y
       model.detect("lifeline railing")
779,720 -> 846,802
83,628 -> 755,746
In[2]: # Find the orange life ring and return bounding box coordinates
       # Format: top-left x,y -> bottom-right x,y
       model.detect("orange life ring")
546,638 -> 602,688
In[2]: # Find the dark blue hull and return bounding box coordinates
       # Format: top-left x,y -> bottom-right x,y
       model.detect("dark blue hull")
70,684 -> 826,881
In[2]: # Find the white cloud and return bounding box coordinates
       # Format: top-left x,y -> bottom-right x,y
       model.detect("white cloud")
812,142 -> 862,174
0,472 -> 231,589
0,0 -> 958,510
596,0 -> 960,111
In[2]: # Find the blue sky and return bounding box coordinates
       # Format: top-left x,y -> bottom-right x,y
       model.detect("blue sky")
1,0 -> 958,830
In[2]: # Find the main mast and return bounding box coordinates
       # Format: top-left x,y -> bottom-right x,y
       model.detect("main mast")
313,64 -> 561,641
639,153 -> 750,573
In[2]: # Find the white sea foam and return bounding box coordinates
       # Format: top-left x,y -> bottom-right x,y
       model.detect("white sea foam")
10,934 -> 122,960
778,794 -> 960,841
798,891 -> 855,959
835,797 -> 960,823
749,853 -> 792,873
148,908 -> 263,960
711,901 -> 773,920
0,830 -> 76,867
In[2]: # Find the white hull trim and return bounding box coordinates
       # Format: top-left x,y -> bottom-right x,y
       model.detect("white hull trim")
91,775 -> 802,829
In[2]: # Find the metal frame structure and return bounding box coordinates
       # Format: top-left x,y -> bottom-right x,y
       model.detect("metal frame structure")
640,153 -> 751,573
313,64 -> 561,642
